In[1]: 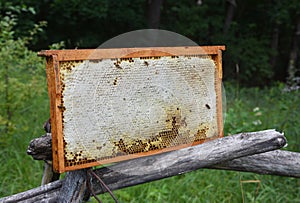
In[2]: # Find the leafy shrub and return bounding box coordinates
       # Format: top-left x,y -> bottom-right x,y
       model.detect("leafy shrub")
0,7 -> 48,196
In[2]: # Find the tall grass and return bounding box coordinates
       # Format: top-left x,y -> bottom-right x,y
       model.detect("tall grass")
224,82 -> 300,151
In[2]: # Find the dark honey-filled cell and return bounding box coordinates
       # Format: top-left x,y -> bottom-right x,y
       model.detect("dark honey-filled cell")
194,126 -> 209,141
112,115 -> 182,154
113,77 -> 118,85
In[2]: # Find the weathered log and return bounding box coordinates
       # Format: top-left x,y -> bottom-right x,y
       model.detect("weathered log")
0,180 -> 61,203
208,149 -> 300,177
27,133 -> 60,185
57,170 -> 89,203
1,130 -> 294,202
27,133 -> 52,161
3,150 -> 299,202
90,129 -> 288,194
41,161 -> 60,185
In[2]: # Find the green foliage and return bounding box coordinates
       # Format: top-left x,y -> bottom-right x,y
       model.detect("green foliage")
0,7 -> 47,138
0,6 -> 48,196
25,0 -> 147,48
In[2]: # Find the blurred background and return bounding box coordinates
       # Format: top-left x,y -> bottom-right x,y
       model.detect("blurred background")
2,0 -> 300,86
0,0 -> 299,202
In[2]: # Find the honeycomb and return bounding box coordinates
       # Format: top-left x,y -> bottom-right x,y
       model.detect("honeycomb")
58,55 -> 219,169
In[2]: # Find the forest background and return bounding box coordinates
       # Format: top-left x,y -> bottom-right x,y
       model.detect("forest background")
0,0 -> 299,202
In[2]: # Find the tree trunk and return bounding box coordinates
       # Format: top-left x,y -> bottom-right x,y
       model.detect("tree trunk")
223,0 -> 237,34
287,15 -> 300,85
270,24 -> 279,70
147,0 -> 163,29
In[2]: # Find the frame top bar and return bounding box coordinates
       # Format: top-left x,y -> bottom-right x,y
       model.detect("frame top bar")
38,46 -> 225,61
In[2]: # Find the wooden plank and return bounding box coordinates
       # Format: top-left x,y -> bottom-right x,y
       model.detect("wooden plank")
38,46 -> 225,61
214,50 -> 224,136
45,56 -> 60,172
48,55 -> 65,173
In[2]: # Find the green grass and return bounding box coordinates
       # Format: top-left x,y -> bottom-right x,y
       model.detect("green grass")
96,170 -> 300,203
1,82 -> 299,202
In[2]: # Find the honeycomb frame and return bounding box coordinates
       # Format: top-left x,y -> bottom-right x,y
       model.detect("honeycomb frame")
38,46 -> 225,173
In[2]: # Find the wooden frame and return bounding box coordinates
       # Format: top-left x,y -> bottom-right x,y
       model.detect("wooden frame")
38,46 -> 225,173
